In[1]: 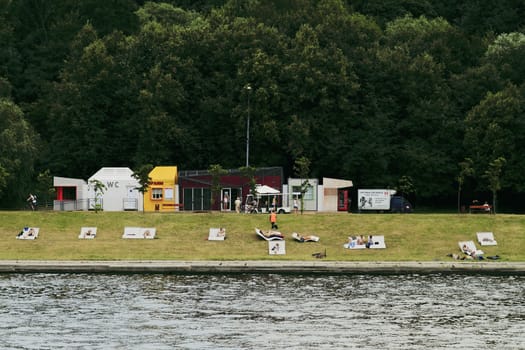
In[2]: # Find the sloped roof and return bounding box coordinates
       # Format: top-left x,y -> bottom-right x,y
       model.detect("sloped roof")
322,177 -> 353,188
53,176 -> 87,186
149,166 -> 178,183
88,167 -> 134,180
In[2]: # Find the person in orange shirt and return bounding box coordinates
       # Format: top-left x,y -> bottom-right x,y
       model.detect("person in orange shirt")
269,210 -> 278,230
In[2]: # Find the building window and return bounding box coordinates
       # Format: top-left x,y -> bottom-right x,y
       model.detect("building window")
151,188 -> 163,200
292,185 -> 313,200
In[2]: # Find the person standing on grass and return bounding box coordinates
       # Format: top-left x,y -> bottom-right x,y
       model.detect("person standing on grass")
270,210 -> 278,230
234,197 -> 241,213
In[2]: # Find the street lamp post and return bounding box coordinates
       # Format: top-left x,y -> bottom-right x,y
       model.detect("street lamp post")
245,84 -> 252,167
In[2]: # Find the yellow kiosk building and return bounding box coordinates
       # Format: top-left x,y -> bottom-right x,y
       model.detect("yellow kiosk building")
144,166 -> 179,212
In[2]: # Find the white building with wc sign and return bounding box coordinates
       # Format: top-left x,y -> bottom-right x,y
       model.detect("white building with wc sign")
87,167 -> 142,211
54,167 -> 142,211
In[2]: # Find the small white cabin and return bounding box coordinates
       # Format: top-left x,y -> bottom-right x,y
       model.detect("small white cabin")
53,176 -> 89,211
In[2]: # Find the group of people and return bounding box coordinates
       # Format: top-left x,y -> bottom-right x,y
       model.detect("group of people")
224,192 -> 301,214
448,243 -> 485,260
221,192 -> 302,216
222,192 -> 244,213
17,227 -> 36,239
347,234 -> 376,248
462,244 -> 485,260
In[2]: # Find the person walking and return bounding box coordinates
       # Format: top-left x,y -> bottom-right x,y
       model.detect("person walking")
27,193 -> 37,211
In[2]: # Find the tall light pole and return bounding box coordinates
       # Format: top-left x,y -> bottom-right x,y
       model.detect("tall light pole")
245,84 -> 252,167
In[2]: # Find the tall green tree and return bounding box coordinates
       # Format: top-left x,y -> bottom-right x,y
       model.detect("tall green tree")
88,179 -> 106,213
293,156 -> 311,214
132,164 -> 154,212
35,169 -> 55,208
282,23 -> 359,178
0,98 -> 38,207
457,158 -> 474,213
483,157 -> 506,214
378,15 -> 465,197
484,32 -> 525,85
464,84 -> 525,192
209,164 -> 228,209
239,165 -> 257,198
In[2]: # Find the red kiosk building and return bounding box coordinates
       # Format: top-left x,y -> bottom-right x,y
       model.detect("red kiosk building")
178,167 -> 283,211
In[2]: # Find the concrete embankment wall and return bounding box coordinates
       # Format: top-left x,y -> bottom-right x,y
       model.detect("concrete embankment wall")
1,260 -> 524,275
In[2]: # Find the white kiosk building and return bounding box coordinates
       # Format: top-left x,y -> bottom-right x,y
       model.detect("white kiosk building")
284,177 -> 353,212
284,178 -> 319,211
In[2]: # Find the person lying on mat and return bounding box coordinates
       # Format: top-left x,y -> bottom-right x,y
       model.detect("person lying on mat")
260,229 -> 284,238
296,234 -> 316,242
462,244 -> 484,260
462,244 -> 475,255
17,227 -> 34,238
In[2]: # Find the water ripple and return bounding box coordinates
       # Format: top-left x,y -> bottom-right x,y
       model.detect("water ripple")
0,273 -> 523,349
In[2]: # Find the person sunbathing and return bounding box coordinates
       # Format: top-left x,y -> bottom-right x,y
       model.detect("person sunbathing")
462,244 -> 475,256
462,244 -> 484,260
296,234 -> 316,242
260,229 -> 283,238
17,227 -> 34,239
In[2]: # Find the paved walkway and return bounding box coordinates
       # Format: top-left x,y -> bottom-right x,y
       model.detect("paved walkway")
1,260 -> 524,274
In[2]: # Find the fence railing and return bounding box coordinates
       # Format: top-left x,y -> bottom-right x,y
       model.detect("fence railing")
53,199 -> 139,211
123,198 -> 138,211
53,199 -> 89,211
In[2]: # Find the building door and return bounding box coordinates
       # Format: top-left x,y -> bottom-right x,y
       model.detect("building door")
194,189 -> 204,210
183,188 -> 212,211
183,188 -> 193,211
124,186 -> 139,210
338,189 -> 349,212
230,188 -> 242,212
221,188 -> 231,211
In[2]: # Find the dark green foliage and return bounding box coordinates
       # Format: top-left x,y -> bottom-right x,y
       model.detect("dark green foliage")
209,164 -> 228,206
2,0 -> 525,211
0,98 -> 38,207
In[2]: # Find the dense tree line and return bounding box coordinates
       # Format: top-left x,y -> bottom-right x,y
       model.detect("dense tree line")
1,0 -> 525,211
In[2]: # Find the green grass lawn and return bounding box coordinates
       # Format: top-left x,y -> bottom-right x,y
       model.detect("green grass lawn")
0,211 -> 523,261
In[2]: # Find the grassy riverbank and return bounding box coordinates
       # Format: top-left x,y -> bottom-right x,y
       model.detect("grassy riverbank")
0,211 -> 523,261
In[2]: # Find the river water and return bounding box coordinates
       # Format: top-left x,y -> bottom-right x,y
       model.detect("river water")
1,273 -> 523,349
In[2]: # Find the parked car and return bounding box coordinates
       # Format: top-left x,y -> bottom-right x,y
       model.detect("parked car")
390,196 -> 413,213
244,194 -> 291,214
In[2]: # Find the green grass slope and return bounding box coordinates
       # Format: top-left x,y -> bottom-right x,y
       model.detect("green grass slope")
0,211 -> 522,261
